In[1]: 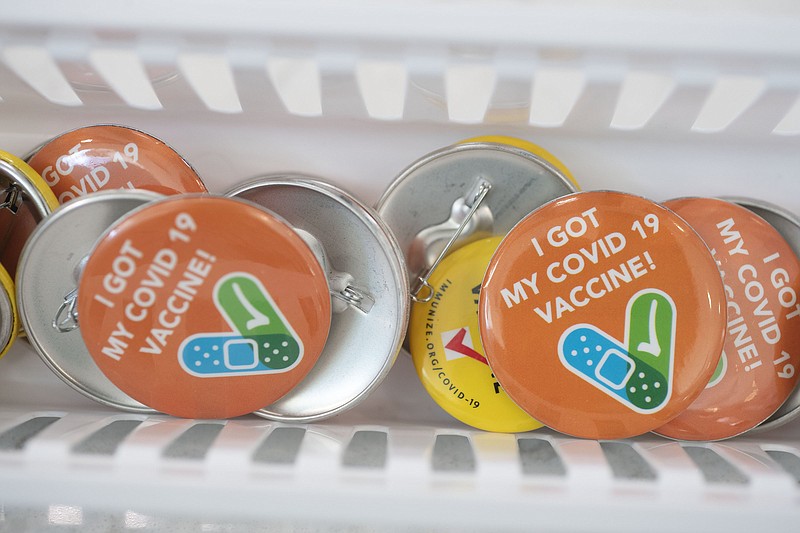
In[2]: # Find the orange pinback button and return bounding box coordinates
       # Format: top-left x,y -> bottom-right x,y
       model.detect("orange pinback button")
77,195 -> 331,419
480,191 -> 726,440
27,124 -> 207,204
655,197 -> 800,441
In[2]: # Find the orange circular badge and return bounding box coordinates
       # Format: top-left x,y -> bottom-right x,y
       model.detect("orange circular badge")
77,196 -> 331,418
480,191 -> 726,439
27,125 -> 207,204
656,198 -> 800,440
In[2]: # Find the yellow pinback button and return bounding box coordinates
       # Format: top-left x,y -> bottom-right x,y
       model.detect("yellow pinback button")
0,150 -> 58,279
0,150 -> 58,208
0,263 -> 18,358
0,150 -> 58,344
409,236 -> 543,433
378,138 -> 577,429
377,138 -> 578,303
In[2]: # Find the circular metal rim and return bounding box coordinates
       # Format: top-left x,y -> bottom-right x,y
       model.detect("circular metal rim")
226,174 -> 410,422
376,141 -> 577,215
0,152 -> 58,220
22,123 -> 206,190
375,141 -> 578,287
17,190 -> 163,414
0,264 -> 16,356
722,196 -> 800,434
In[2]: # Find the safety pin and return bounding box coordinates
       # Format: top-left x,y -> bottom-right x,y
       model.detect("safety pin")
53,288 -> 79,332
410,178 -> 492,303
0,185 -> 22,214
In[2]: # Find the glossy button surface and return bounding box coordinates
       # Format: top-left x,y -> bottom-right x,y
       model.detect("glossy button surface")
480,191 -> 726,439
409,236 -> 542,433
656,197 -> 800,440
77,196 -> 331,419
28,125 -> 206,204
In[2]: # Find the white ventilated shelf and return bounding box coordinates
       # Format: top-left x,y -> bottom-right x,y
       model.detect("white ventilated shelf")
1,1 -> 800,531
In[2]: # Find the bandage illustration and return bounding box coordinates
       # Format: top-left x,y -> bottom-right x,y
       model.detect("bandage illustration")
706,352 -> 727,389
179,273 -> 304,377
558,289 -> 675,413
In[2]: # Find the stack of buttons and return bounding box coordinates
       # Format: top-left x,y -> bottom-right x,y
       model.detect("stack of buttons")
6,127 -> 800,440
379,136 -> 578,432
0,150 -> 58,358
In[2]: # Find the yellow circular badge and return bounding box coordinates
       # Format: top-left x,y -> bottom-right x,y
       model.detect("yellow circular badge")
0,150 -> 59,275
0,150 -> 59,211
0,263 -> 18,358
409,236 -> 543,433
0,150 -> 57,340
459,135 -> 579,190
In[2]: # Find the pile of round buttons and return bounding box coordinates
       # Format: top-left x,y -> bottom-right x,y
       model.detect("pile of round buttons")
1,125 -> 798,442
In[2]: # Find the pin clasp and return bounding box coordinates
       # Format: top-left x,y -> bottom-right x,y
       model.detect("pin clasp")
331,284 -> 375,314
410,179 -> 492,303
53,288 -> 79,332
0,185 -> 22,214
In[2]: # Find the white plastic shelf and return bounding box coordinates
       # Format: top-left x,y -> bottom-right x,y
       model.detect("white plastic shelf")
1,1 -> 800,531
2,346 -> 800,532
